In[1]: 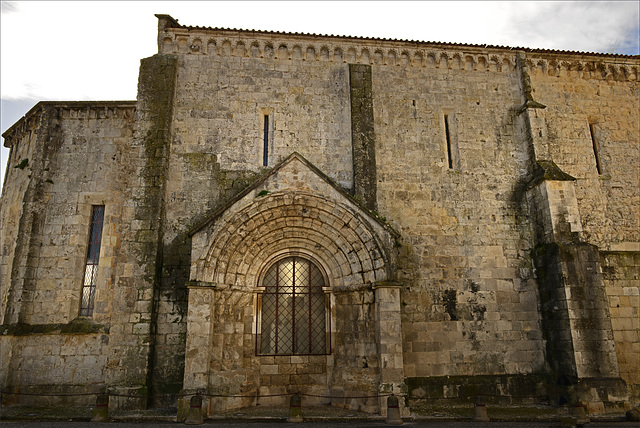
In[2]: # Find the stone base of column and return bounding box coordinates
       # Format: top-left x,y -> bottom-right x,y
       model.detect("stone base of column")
551,376 -> 629,414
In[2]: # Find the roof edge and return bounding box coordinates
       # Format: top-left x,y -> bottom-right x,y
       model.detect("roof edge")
2,101 -> 136,142
156,14 -> 639,60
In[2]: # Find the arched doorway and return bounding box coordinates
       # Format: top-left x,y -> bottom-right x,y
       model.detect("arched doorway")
184,154 -> 403,415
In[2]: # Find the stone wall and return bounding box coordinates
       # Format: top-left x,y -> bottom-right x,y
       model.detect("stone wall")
165,33 -> 353,189
526,55 -> 639,404
373,48 -> 547,384
601,251 -> 640,400
528,59 -> 640,249
0,331 -> 109,405
1,14 -> 638,413
0,102 -> 136,403
1,109 -> 39,325
146,19 -> 640,408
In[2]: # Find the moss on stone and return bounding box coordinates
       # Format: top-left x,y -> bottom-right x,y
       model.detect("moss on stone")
14,158 -> 29,170
442,289 -> 458,321
349,63 -> 377,211
60,317 -> 109,334
406,374 -> 553,404
0,318 -> 109,336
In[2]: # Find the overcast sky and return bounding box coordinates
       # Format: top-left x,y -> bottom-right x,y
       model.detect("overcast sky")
1,1 -> 639,190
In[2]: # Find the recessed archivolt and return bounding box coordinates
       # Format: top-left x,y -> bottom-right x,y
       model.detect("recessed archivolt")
346,47 -> 357,63
488,56 -> 500,72
334,47 -> 343,62
464,55 -> 475,71
503,58 -> 513,72
413,52 -> 423,67
229,231 -> 361,288
194,192 -> 390,290
426,53 -> 437,67
189,38 -> 202,53
250,41 -> 260,58
400,51 -> 410,66
264,42 -> 274,58
374,49 -> 384,65
320,46 -> 330,61
477,56 -> 487,71
451,53 -> 462,70
236,41 -> 246,57
221,39 -> 232,56
522,58 -> 636,81
207,209 -> 381,286
163,37 -> 173,51
305,45 -> 316,61
388,49 -> 398,66
359,48 -> 370,64
439,52 -> 449,69
159,32 -> 637,80
277,44 -> 289,60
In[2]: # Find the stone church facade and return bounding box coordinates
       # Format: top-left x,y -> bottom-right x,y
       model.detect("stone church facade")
1,14 -> 638,415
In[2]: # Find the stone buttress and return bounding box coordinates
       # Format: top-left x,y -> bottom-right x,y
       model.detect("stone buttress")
517,52 -> 629,410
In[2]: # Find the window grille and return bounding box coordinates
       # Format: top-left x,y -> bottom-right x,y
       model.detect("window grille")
257,257 -> 329,355
79,205 -> 105,316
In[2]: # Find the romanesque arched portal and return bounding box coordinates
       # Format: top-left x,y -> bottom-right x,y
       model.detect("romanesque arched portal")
183,153 -> 403,415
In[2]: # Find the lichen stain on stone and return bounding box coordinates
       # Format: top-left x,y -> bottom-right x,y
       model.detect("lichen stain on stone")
442,289 -> 458,321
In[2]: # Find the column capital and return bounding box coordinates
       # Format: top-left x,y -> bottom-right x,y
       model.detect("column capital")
373,281 -> 402,289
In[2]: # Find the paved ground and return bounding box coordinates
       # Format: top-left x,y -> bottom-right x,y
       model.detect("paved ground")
2,402 -> 637,427
1,422 -> 639,427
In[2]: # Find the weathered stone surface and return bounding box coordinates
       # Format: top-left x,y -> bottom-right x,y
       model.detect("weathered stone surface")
1,13 -> 638,414
350,64 -> 377,211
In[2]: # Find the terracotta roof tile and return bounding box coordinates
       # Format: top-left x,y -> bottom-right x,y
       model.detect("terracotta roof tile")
163,19 -> 639,59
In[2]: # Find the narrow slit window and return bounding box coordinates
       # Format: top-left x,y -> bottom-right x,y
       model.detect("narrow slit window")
79,205 -> 105,317
589,123 -> 602,174
263,115 -> 269,166
444,114 -> 453,169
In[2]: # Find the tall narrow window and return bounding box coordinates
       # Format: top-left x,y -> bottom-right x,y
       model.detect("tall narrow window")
589,123 -> 602,174
263,115 -> 269,166
444,114 -> 453,169
257,257 -> 329,355
79,205 -> 105,316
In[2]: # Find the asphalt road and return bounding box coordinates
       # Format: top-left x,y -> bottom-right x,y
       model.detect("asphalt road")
1,422 -> 638,427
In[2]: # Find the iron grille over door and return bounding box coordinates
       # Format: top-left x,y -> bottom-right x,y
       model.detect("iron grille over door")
258,257 -> 328,355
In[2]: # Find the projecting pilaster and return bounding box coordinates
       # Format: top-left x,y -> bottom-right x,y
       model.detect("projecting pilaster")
517,52 -> 628,409
374,281 -> 405,417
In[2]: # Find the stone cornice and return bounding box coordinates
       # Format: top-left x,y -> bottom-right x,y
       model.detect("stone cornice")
156,15 -> 639,82
156,14 -> 638,60
2,101 -> 136,147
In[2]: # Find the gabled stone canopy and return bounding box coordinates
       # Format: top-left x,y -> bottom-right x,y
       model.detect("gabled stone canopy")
189,152 -> 399,291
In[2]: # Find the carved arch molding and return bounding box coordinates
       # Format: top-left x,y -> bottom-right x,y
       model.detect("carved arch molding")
184,162 -> 404,413
191,191 -> 397,290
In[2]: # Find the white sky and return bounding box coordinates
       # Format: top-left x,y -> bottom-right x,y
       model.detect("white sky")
1,0 -> 639,190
